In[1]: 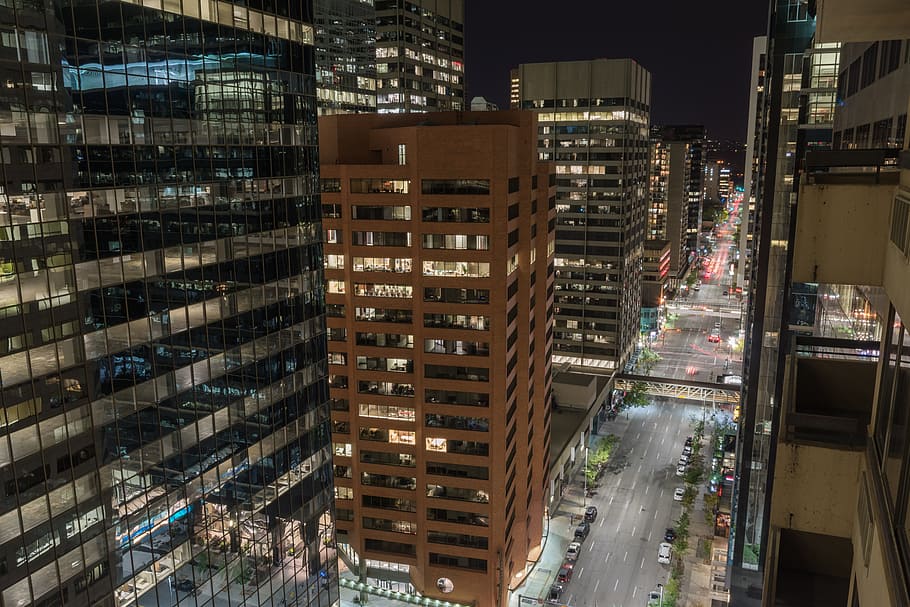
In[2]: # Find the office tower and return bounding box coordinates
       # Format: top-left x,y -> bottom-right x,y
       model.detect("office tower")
659,125 -> 706,255
374,0 -> 465,113
0,2 -> 337,607
512,59 -> 652,370
832,40 -> 910,150
314,0 -> 378,114
737,36 -> 768,294
319,111 -> 554,607
729,0 -> 841,602
650,127 -> 693,287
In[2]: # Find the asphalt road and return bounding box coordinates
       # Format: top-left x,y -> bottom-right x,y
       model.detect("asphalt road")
559,398 -> 705,607
645,213 -> 745,383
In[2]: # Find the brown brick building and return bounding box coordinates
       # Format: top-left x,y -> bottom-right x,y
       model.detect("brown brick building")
319,111 -> 555,607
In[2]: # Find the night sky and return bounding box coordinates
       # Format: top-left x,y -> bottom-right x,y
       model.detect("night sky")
464,0 -> 770,142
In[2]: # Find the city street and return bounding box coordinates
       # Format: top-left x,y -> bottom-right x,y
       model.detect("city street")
556,398 -> 707,607
644,202 -> 745,383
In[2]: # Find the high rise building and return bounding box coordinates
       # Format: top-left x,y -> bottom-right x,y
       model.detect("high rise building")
726,1 -> 910,602
832,40 -> 910,150
737,36 -> 768,294
511,59 -> 652,370
319,111 -> 554,607
0,2 -> 337,607
649,127 -> 693,287
374,0 -> 465,114
729,0 -> 841,602
659,125 -> 706,255
314,0 -> 378,115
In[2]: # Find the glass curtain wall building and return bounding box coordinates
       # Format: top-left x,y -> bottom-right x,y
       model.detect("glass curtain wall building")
0,1 -> 336,607
314,0 -> 377,115
729,1 -> 840,602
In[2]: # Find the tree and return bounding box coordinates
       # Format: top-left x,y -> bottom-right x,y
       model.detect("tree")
623,382 -> 649,408
686,272 -> 698,288
639,348 -> 662,375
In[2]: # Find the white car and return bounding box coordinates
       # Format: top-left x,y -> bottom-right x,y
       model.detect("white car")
676,464 -> 687,477
565,541 -> 581,561
674,487 -> 685,501
658,542 -> 672,564
682,445 -> 692,456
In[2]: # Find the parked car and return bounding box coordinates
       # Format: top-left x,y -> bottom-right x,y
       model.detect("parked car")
674,487 -> 685,501
707,333 -> 721,343
679,453 -> 690,464
565,542 -> 581,562
682,445 -> 692,455
584,506 -> 598,522
546,584 -> 565,604
685,436 -> 693,447
574,521 -> 590,542
658,542 -> 673,565
664,528 -> 677,542
647,590 -> 662,606
557,565 -> 574,584
676,464 -> 687,477
678,457 -> 690,469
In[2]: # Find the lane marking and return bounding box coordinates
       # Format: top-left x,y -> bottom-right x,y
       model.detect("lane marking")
589,540 -> 595,552
636,432 -> 640,440
632,525 -> 636,536
594,579 -> 600,593
623,551 -> 628,562
616,521 -> 622,534
654,510 -> 659,520
614,579 -> 620,592
609,495 -> 614,505
660,488 -> 664,498
599,516 -> 605,527
647,529 -> 652,542
578,567 -> 584,579
645,485 -> 649,495
640,557 -> 645,570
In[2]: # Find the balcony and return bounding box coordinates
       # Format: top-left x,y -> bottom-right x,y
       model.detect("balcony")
782,336 -> 876,448
792,150 -> 898,287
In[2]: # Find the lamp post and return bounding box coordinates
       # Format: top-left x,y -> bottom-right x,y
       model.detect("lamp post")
657,583 -> 664,607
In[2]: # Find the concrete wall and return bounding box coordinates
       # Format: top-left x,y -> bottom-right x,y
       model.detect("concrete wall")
792,183 -> 894,285
770,443 -> 862,539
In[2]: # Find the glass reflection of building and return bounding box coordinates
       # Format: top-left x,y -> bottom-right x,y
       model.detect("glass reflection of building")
0,2 -> 337,607
314,0 -> 377,115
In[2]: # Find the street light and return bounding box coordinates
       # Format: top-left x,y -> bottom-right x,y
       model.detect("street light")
657,583 -> 664,607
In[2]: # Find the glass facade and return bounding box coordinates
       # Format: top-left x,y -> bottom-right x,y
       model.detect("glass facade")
0,1 -> 337,607
314,0 -> 377,115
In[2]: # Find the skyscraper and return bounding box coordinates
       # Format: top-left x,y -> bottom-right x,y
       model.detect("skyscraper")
657,125 -> 706,256
319,111 -> 554,607
374,0 -> 466,114
649,126 -> 693,287
736,36 -> 768,294
512,59 -> 652,370
729,1 -> 839,602
314,0 -> 378,115
0,2 -> 336,607
725,1 -> 910,604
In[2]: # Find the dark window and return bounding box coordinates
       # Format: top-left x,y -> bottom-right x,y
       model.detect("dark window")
508,203 -> 519,220
847,58 -> 862,97
508,177 -> 520,193
855,123 -> 871,148
429,553 -> 487,572
421,179 -> 490,195
861,43 -> 879,89
872,119 -> 893,149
